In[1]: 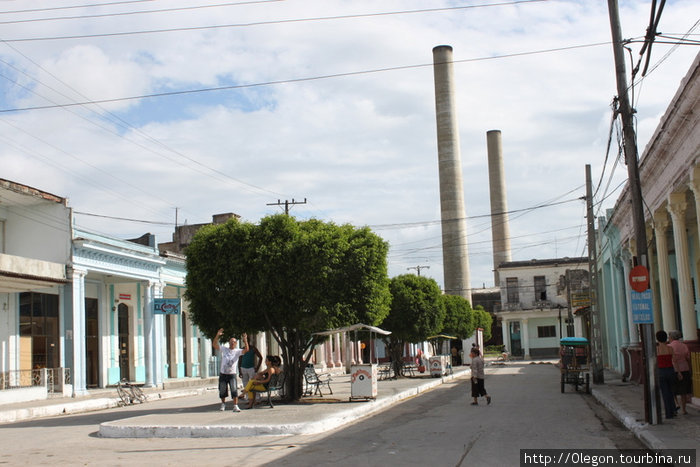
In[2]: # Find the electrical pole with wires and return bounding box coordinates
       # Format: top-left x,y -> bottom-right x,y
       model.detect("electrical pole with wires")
267,198 -> 307,216
407,265 -> 430,276
607,0 -> 660,425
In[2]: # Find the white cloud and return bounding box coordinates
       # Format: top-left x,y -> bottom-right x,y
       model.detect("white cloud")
1,0 -> 698,291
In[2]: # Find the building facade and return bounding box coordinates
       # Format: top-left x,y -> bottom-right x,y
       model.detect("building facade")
597,52 -> 700,384
495,258 -> 589,358
0,179 -> 214,402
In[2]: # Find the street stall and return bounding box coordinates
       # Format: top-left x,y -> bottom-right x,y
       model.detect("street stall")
427,334 -> 457,377
314,323 -> 391,401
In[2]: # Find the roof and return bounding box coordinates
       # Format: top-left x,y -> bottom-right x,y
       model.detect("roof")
498,257 -> 588,269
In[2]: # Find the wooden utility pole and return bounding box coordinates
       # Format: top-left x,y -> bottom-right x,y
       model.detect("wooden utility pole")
585,164 -> 604,384
267,198 -> 307,215
607,0 -> 659,424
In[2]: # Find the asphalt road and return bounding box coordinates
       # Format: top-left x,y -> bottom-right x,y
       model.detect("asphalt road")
0,363 -> 644,466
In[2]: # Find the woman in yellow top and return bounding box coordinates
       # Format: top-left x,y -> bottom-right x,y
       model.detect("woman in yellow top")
244,355 -> 281,409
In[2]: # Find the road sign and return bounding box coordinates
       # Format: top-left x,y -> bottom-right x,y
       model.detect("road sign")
629,265 -> 650,292
631,289 -> 653,324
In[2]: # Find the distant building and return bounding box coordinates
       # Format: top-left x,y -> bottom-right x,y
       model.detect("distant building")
494,257 -> 589,358
158,213 -> 240,255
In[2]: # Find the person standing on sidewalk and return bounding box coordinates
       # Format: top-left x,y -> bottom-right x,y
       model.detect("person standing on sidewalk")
668,330 -> 692,415
238,343 -> 262,402
470,348 -> 491,406
213,328 -> 249,413
655,330 -> 676,419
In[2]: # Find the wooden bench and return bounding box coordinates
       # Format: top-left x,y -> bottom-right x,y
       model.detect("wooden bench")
249,371 -> 285,408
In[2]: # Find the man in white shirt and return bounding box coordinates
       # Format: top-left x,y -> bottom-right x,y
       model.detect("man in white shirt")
213,328 -> 249,412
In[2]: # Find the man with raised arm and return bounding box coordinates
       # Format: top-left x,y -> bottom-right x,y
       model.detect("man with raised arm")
212,328 -> 249,413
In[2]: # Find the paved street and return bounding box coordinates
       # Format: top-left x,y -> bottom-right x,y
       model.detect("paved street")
0,362 -> 647,466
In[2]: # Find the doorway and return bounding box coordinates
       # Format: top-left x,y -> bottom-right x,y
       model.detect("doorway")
117,303 -> 130,380
509,321 -> 523,357
85,298 -> 99,388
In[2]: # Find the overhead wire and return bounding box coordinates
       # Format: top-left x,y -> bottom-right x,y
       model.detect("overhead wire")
1,0 -> 548,43
0,41 -> 609,114
0,1 -> 283,24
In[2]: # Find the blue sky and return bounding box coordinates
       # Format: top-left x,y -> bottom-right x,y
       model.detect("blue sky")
1,0 -> 698,291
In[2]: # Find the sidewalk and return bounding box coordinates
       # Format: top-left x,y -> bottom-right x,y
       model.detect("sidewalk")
0,363 -> 698,449
591,368 -> 700,450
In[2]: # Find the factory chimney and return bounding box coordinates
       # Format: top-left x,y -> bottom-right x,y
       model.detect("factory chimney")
432,45 -> 471,302
486,130 -> 512,287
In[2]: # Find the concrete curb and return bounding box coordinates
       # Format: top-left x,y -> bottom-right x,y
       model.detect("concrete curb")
99,373 -> 462,438
590,387 -> 664,450
0,386 -> 214,424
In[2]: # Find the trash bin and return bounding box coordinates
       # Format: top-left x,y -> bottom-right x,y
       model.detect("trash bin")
350,364 -> 377,400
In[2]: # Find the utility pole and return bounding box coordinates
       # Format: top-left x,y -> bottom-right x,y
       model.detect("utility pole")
585,164 -> 604,384
607,0 -> 659,424
407,265 -> 430,276
267,198 -> 307,215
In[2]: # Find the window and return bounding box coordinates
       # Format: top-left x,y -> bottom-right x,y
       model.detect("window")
534,276 -> 547,301
506,277 -> 519,304
537,325 -> 556,338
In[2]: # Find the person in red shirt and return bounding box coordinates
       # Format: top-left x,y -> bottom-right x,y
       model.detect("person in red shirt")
656,330 -> 676,419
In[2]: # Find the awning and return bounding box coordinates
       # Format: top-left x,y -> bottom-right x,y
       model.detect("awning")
427,334 -> 458,340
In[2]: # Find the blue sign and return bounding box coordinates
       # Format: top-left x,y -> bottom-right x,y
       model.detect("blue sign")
630,289 -> 653,324
154,298 -> 181,315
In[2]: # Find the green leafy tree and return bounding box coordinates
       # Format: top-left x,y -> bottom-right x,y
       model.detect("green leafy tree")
440,294 -> 475,340
473,306 -> 493,342
381,274 -> 445,377
184,214 -> 391,400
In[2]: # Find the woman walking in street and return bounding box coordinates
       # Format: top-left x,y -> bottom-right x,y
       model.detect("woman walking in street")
470,348 -> 491,406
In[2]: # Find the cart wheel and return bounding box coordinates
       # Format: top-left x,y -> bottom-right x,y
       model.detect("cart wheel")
560,374 -> 565,393
585,373 -> 590,394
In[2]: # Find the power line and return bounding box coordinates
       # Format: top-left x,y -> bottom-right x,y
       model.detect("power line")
74,210 -> 174,225
1,1 -> 548,42
0,41 -> 608,114
0,0 -> 156,15
0,1 -> 282,25
370,197 -> 582,230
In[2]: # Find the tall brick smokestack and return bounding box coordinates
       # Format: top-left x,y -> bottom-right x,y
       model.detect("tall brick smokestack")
432,45 -> 471,302
487,130 -> 512,286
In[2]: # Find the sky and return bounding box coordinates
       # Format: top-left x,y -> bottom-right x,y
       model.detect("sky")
1,0 -> 698,292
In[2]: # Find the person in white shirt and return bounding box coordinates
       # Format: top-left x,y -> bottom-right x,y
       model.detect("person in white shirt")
213,328 -> 249,412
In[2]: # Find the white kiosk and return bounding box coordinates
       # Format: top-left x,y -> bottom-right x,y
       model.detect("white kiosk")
314,323 -> 391,401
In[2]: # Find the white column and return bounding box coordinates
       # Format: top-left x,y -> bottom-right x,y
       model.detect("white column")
143,281 -> 155,387
653,208 -> 676,330
69,267 -> 88,396
521,319 -> 530,359
667,193 -> 696,338
500,318 -> 509,351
